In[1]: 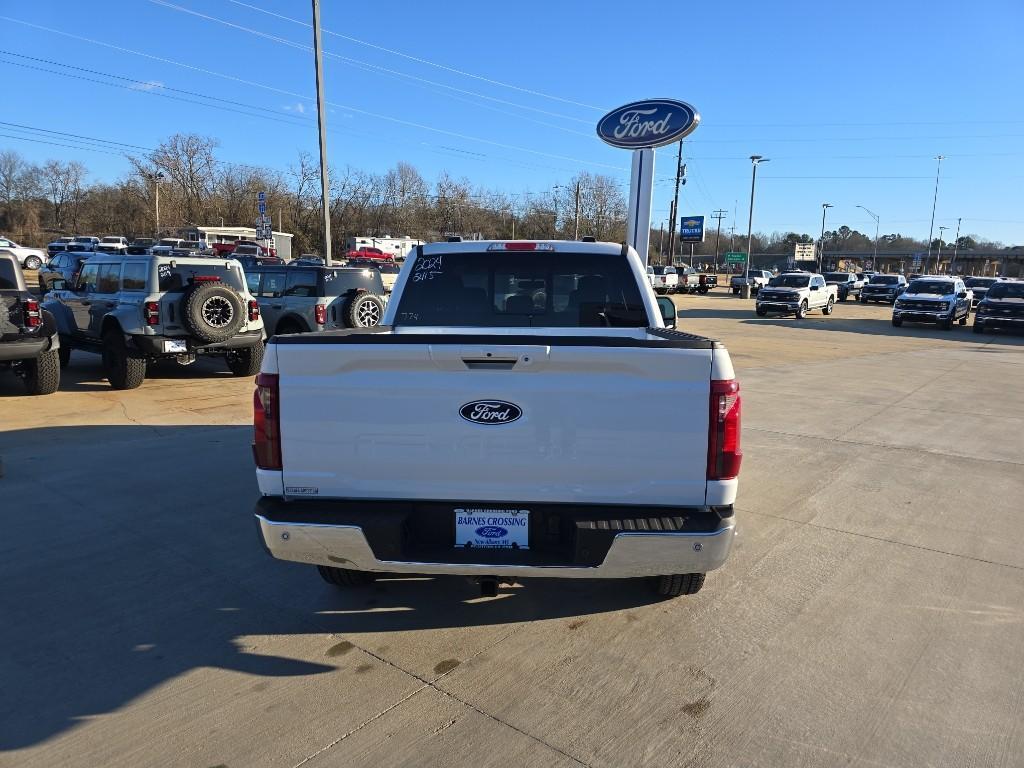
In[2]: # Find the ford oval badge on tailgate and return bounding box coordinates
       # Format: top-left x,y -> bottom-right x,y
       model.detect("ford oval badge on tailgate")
460,400 -> 522,425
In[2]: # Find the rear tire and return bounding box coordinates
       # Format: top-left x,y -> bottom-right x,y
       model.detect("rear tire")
58,338 -> 71,369
22,348 -> 60,395
102,330 -> 146,390
317,565 -> 376,587
346,293 -> 385,328
651,573 -> 705,597
226,342 -> 264,376
24,255 -> 42,270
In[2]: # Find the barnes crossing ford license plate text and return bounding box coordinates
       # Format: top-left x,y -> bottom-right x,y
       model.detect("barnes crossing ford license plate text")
455,509 -> 529,549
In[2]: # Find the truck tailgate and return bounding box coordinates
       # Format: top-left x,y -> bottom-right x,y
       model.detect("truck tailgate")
276,339 -> 713,507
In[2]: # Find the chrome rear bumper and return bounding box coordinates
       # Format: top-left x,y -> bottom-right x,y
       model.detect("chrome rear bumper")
255,514 -> 736,578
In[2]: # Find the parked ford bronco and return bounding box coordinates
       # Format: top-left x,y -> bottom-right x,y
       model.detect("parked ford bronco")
43,254 -> 265,389
0,252 -> 61,394
244,264 -> 386,337
254,240 -> 741,599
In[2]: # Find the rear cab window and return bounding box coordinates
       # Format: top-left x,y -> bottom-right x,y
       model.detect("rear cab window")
322,268 -> 384,296
394,250 -> 647,327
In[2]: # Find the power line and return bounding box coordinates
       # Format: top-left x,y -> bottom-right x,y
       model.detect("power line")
224,0 -> 604,112
0,53 -> 623,173
149,0 -> 595,126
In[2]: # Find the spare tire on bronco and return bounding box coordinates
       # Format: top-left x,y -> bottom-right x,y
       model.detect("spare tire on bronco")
345,292 -> 385,328
182,281 -> 245,343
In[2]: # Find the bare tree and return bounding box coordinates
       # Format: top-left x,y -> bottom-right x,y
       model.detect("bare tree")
40,160 -> 86,230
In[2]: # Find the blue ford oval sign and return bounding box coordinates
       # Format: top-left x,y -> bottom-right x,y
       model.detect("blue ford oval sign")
475,526 -> 508,539
596,99 -> 700,149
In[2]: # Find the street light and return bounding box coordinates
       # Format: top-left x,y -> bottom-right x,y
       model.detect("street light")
818,203 -> 833,272
856,205 -> 880,269
744,155 -> 769,294
926,154 -> 944,270
937,225 -> 949,269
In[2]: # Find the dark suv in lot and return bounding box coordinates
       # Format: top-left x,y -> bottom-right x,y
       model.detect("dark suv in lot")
244,265 -> 386,337
973,280 -> 1024,334
0,252 -> 61,394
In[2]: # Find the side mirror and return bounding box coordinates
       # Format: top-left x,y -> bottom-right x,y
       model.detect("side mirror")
656,295 -> 677,329
958,291 -> 968,298
49,278 -> 67,292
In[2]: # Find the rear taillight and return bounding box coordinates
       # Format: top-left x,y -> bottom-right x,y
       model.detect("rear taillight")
144,301 -> 160,326
248,299 -> 260,321
253,373 -> 281,470
707,379 -> 742,480
23,299 -> 41,327
314,303 -> 326,326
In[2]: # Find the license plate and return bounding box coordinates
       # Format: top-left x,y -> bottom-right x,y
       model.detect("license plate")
163,339 -> 188,353
455,508 -> 529,550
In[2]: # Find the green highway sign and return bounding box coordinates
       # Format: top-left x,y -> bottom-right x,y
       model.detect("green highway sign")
725,252 -> 746,263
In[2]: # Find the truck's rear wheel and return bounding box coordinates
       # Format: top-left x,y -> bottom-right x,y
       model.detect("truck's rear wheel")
651,573 -> 705,597
317,565 -> 376,587
22,348 -> 60,395
226,342 -> 264,376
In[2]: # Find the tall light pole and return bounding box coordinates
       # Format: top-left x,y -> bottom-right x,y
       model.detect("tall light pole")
818,203 -> 833,272
937,225 -> 948,270
926,154 -> 944,271
744,156 -> 769,293
311,0 -> 333,266
856,205 -> 879,269
951,217 -> 962,273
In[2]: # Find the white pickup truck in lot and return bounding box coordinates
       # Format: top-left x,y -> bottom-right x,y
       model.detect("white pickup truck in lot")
253,240 -> 742,598
755,271 -> 837,318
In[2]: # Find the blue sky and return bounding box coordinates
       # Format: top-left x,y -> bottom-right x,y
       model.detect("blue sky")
2,0 -> 1022,244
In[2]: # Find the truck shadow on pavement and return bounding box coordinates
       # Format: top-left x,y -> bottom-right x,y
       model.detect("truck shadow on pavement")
1,424 -> 666,751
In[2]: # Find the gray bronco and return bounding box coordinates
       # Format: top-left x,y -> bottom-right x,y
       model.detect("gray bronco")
43,254 -> 265,389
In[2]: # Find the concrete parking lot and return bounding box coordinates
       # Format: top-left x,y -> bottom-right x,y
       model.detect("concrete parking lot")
2,291 -> 1022,768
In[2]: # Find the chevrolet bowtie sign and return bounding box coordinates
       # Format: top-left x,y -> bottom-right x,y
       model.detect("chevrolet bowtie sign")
679,215 -> 705,243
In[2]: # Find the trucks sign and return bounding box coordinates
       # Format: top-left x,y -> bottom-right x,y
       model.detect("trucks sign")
679,215 -> 705,243
596,99 -> 701,149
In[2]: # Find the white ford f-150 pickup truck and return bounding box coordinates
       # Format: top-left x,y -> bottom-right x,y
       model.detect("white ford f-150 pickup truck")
253,240 -> 742,598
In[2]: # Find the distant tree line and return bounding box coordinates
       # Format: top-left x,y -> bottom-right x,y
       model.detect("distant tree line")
0,136 -> 1009,261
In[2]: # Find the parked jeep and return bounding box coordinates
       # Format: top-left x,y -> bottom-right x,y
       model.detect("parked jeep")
43,254 -> 265,389
244,264 -> 386,337
0,252 -> 61,394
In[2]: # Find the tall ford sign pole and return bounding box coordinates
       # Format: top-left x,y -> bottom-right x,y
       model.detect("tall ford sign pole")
596,99 -> 700,266
311,0 -> 332,266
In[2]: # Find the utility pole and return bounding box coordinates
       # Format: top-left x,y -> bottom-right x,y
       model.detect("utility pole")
711,209 -> 727,272
926,154 -> 944,272
667,198 -> 676,265
311,0 -> 333,265
658,221 -> 666,259
573,180 -> 581,240
667,140 -> 685,263
951,217 -> 962,273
